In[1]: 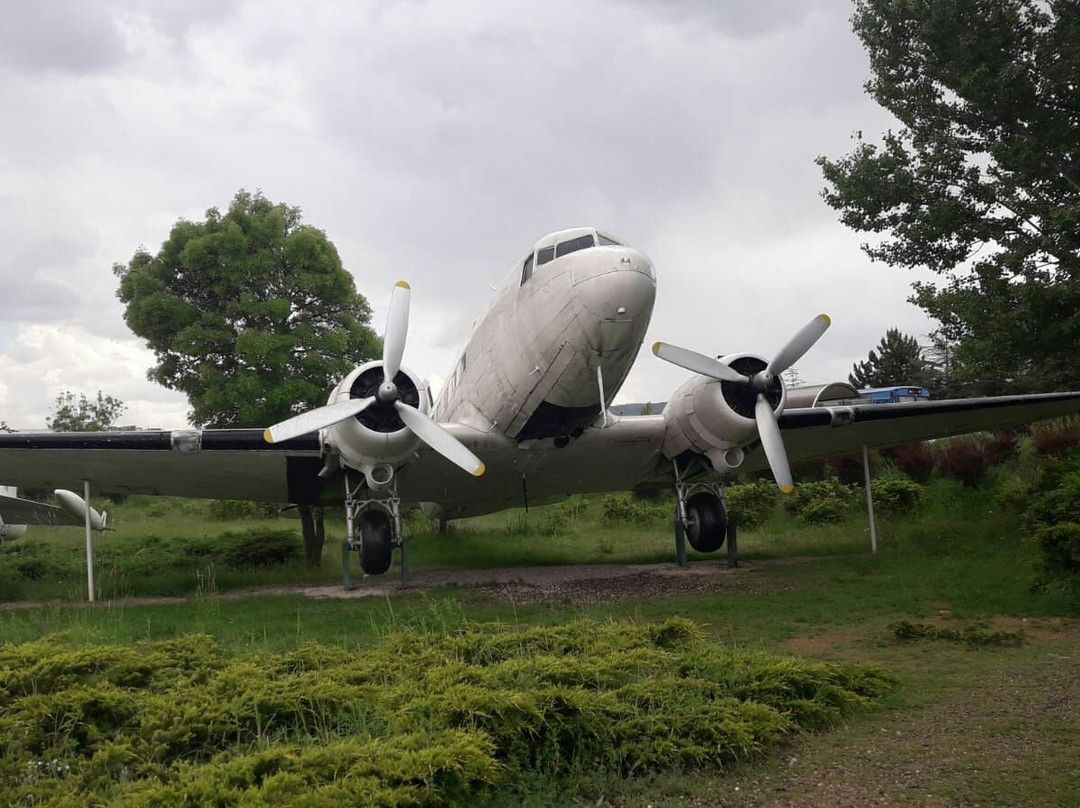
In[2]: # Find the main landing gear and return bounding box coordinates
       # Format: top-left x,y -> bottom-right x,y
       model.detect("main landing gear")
342,470 -> 403,581
672,459 -> 730,564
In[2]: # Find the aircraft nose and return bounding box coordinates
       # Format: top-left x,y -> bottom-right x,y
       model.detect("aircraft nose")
574,248 -> 657,320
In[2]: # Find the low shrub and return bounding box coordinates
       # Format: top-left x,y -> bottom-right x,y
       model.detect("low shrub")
984,429 -> 1019,466
936,438 -> 988,487
870,474 -> 924,517
0,620 -> 893,806
219,529 -> 302,569
600,495 -> 665,525
994,474 -> 1032,513
882,441 -> 935,483
888,620 -> 1024,647
724,480 -> 778,529
1022,450 -> 1080,586
1031,419 -> 1080,458
784,479 -> 857,524
825,452 -> 867,485
209,499 -> 260,520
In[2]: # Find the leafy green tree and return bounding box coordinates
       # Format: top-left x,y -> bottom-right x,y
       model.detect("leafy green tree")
46,391 -> 125,432
114,190 -> 381,566
849,328 -> 932,390
817,0 -> 1080,394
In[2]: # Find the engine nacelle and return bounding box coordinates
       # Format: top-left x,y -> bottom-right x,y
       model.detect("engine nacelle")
323,360 -> 429,475
661,353 -> 786,471
0,520 -> 27,541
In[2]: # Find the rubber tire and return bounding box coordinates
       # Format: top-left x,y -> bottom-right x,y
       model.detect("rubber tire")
684,492 -> 727,553
359,510 -> 393,575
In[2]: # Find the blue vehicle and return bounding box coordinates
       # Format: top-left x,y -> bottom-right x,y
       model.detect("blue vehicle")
858,386 -> 931,404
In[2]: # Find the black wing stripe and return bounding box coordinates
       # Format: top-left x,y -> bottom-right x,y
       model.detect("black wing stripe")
0,429 -> 320,452
780,391 -> 1080,430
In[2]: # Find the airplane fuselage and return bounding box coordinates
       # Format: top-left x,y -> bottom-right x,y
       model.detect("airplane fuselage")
433,227 -> 656,442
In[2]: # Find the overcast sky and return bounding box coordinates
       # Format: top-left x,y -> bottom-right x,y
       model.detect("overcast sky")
0,0 -> 937,430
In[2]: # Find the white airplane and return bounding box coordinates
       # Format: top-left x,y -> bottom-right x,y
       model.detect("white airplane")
2,227 -> 1079,574
0,485 -> 107,539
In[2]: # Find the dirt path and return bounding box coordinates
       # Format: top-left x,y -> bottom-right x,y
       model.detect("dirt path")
707,649 -> 1080,808
0,558 -> 786,611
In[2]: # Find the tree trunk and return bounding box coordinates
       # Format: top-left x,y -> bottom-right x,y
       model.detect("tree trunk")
299,504 -> 325,568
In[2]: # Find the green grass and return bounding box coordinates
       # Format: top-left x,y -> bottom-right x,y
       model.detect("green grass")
1,471 -> 1078,805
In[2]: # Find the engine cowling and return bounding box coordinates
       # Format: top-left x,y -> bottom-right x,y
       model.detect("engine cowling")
323,360 -> 429,472
661,353 -> 786,471
0,520 -> 27,541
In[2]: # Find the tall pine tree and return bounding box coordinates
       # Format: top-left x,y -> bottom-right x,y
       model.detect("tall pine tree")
850,328 -> 933,390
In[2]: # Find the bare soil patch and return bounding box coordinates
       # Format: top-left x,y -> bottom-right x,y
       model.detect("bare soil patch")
0,558 -> 793,611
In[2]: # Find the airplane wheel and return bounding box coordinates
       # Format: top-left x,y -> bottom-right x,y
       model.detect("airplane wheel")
359,510 -> 393,575
684,492 -> 727,553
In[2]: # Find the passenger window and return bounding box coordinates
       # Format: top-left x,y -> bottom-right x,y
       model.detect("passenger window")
597,233 -> 621,246
556,234 -> 595,258
521,253 -> 533,285
537,246 -> 555,266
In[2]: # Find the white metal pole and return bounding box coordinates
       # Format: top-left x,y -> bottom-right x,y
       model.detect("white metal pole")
862,444 -> 878,554
83,479 -> 95,603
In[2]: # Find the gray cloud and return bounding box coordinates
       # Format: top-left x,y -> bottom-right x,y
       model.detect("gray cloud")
0,0 -> 928,428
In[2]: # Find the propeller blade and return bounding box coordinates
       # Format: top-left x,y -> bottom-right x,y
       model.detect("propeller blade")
652,342 -> 748,384
382,281 -> 411,383
755,395 -> 794,493
264,397 -> 374,444
767,313 -> 831,376
394,401 -> 486,476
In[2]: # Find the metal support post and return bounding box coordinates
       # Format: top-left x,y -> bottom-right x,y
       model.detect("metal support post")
727,517 -> 739,568
400,535 -> 410,587
341,537 -> 353,590
862,443 -> 878,554
674,516 -> 688,567
83,479 -> 95,604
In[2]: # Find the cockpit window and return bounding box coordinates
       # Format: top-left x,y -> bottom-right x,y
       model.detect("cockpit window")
556,234 -> 594,258
537,246 -> 555,266
521,253 -> 534,284
597,233 -> 621,246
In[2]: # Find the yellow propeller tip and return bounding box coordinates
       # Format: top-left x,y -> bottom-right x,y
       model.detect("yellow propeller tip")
473,462 -> 486,477
395,280 -> 411,290
779,485 -> 795,495
263,428 -> 275,444
820,313 -> 831,326
651,342 -> 662,356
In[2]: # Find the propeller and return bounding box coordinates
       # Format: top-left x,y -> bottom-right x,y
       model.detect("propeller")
653,313 -> 831,493
264,281 -> 486,477
264,397 -> 374,444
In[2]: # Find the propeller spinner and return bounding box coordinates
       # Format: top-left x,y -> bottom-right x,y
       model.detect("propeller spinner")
653,313 -> 831,492
264,281 -> 486,477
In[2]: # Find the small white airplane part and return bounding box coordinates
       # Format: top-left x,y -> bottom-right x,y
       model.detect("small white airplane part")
2,227 -> 1079,574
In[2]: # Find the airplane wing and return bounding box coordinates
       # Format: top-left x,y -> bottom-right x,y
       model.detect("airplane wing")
0,491 -> 82,527
0,392 -> 1078,511
754,391 -> 1080,471
0,430 -> 323,503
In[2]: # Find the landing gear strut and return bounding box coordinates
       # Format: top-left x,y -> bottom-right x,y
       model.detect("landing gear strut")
343,470 -> 403,580
673,459 -> 728,564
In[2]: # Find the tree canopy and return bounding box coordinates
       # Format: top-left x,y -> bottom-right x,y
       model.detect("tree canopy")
849,328 -> 933,390
114,190 -> 380,429
46,391 -> 125,432
818,0 -> 1080,394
